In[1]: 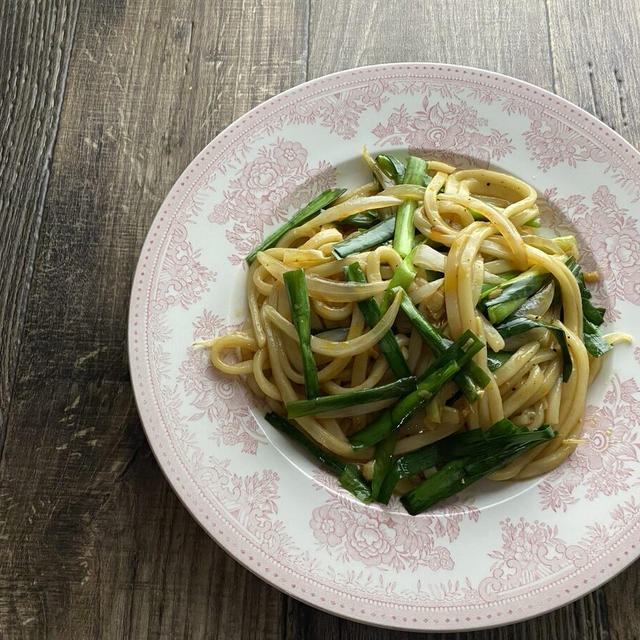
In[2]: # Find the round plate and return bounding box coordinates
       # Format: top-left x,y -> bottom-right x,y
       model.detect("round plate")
128,63 -> 640,631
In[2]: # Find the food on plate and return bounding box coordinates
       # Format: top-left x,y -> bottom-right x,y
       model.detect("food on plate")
202,148 -> 628,514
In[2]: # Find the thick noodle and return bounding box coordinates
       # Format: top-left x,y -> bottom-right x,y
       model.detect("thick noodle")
203,156 -> 620,494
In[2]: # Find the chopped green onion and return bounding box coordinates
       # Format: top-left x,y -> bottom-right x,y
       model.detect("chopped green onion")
486,351 -> 511,372
378,250 -> 417,314
376,154 -> 406,184
332,217 -> 395,259
246,188 -> 346,264
583,320 -> 612,357
377,419 -> 535,503
283,269 -> 319,398
377,442 -> 438,504
398,292 -> 490,401
344,263 -> 411,378
349,360 -> 460,450
565,257 -> 611,357
371,434 -> 397,501
478,266 -> 552,324
336,210 -> 380,229
400,424 -> 556,514
286,377 -> 416,418
393,156 -> 427,257
338,465 -> 374,502
495,315 -> 572,381
265,412 -> 345,475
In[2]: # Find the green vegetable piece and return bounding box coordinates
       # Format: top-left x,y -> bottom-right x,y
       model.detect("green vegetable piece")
494,315 -> 572,382
265,412 -> 373,502
398,292 -> 490,401
283,269 -> 319,398
286,377 -> 416,418
375,154 -> 406,184
338,465 -> 373,503
332,217 -> 396,259
377,445 -> 437,504
393,202 -> 417,258
344,263 -> 411,378
400,425 -> 556,514
246,188 -> 346,264
371,434 -> 397,501
402,459 -> 469,515
377,419 -> 522,503
378,250 -> 418,314
565,257 -> 611,357
336,211 -> 380,229
393,156 -> 427,257
486,351 -> 511,372
265,412 -> 345,475
479,267 -> 552,324
349,330 -> 485,450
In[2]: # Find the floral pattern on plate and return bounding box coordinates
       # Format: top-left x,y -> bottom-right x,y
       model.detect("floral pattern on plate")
129,64 -> 640,631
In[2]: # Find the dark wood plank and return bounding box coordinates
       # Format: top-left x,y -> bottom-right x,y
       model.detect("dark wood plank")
0,0 -> 307,637
545,0 -> 640,147
307,0 -> 554,90
0,1 -> 79,435
604,569 -> 640,640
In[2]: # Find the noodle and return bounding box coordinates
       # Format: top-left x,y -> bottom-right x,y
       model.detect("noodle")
203,151 -> 628,509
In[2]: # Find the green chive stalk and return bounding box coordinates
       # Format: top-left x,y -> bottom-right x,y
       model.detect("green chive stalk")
344,262 -> 411,378
286,377 -> 416,418
377,419 -> 544,503
336,211 -> 380,229
398,292 -> 490,401
565,257 -> 611,357
494,315 -> 572,381
332,217 -> 396,259
478,266 -> 552,324
375,154 -> 406,184
246,188 -> 345,264
283,269 -> 319,398
371,434 -> 397,501
393,156 -> 427,257
401,425 -> 556,514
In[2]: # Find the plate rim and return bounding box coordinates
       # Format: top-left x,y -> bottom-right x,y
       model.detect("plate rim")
128,61 -> 640,631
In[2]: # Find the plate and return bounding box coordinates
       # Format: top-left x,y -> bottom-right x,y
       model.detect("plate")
128,63 -> 640,631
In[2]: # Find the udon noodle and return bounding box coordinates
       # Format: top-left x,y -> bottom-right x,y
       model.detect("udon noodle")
202,149 -> 628,511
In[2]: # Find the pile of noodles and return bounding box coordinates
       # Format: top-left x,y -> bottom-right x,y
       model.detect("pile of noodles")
203,153 -> 626,489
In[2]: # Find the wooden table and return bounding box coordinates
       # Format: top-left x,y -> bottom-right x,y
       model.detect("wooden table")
2,1 -> 639,637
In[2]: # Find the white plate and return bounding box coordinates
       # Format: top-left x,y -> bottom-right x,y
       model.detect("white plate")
129,63 -> 640,631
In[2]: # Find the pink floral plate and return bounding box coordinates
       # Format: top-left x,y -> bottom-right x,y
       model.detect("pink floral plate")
128,63 -> 640,631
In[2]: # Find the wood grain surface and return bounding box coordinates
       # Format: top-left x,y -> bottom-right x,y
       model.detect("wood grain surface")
0,1 -> 638,638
